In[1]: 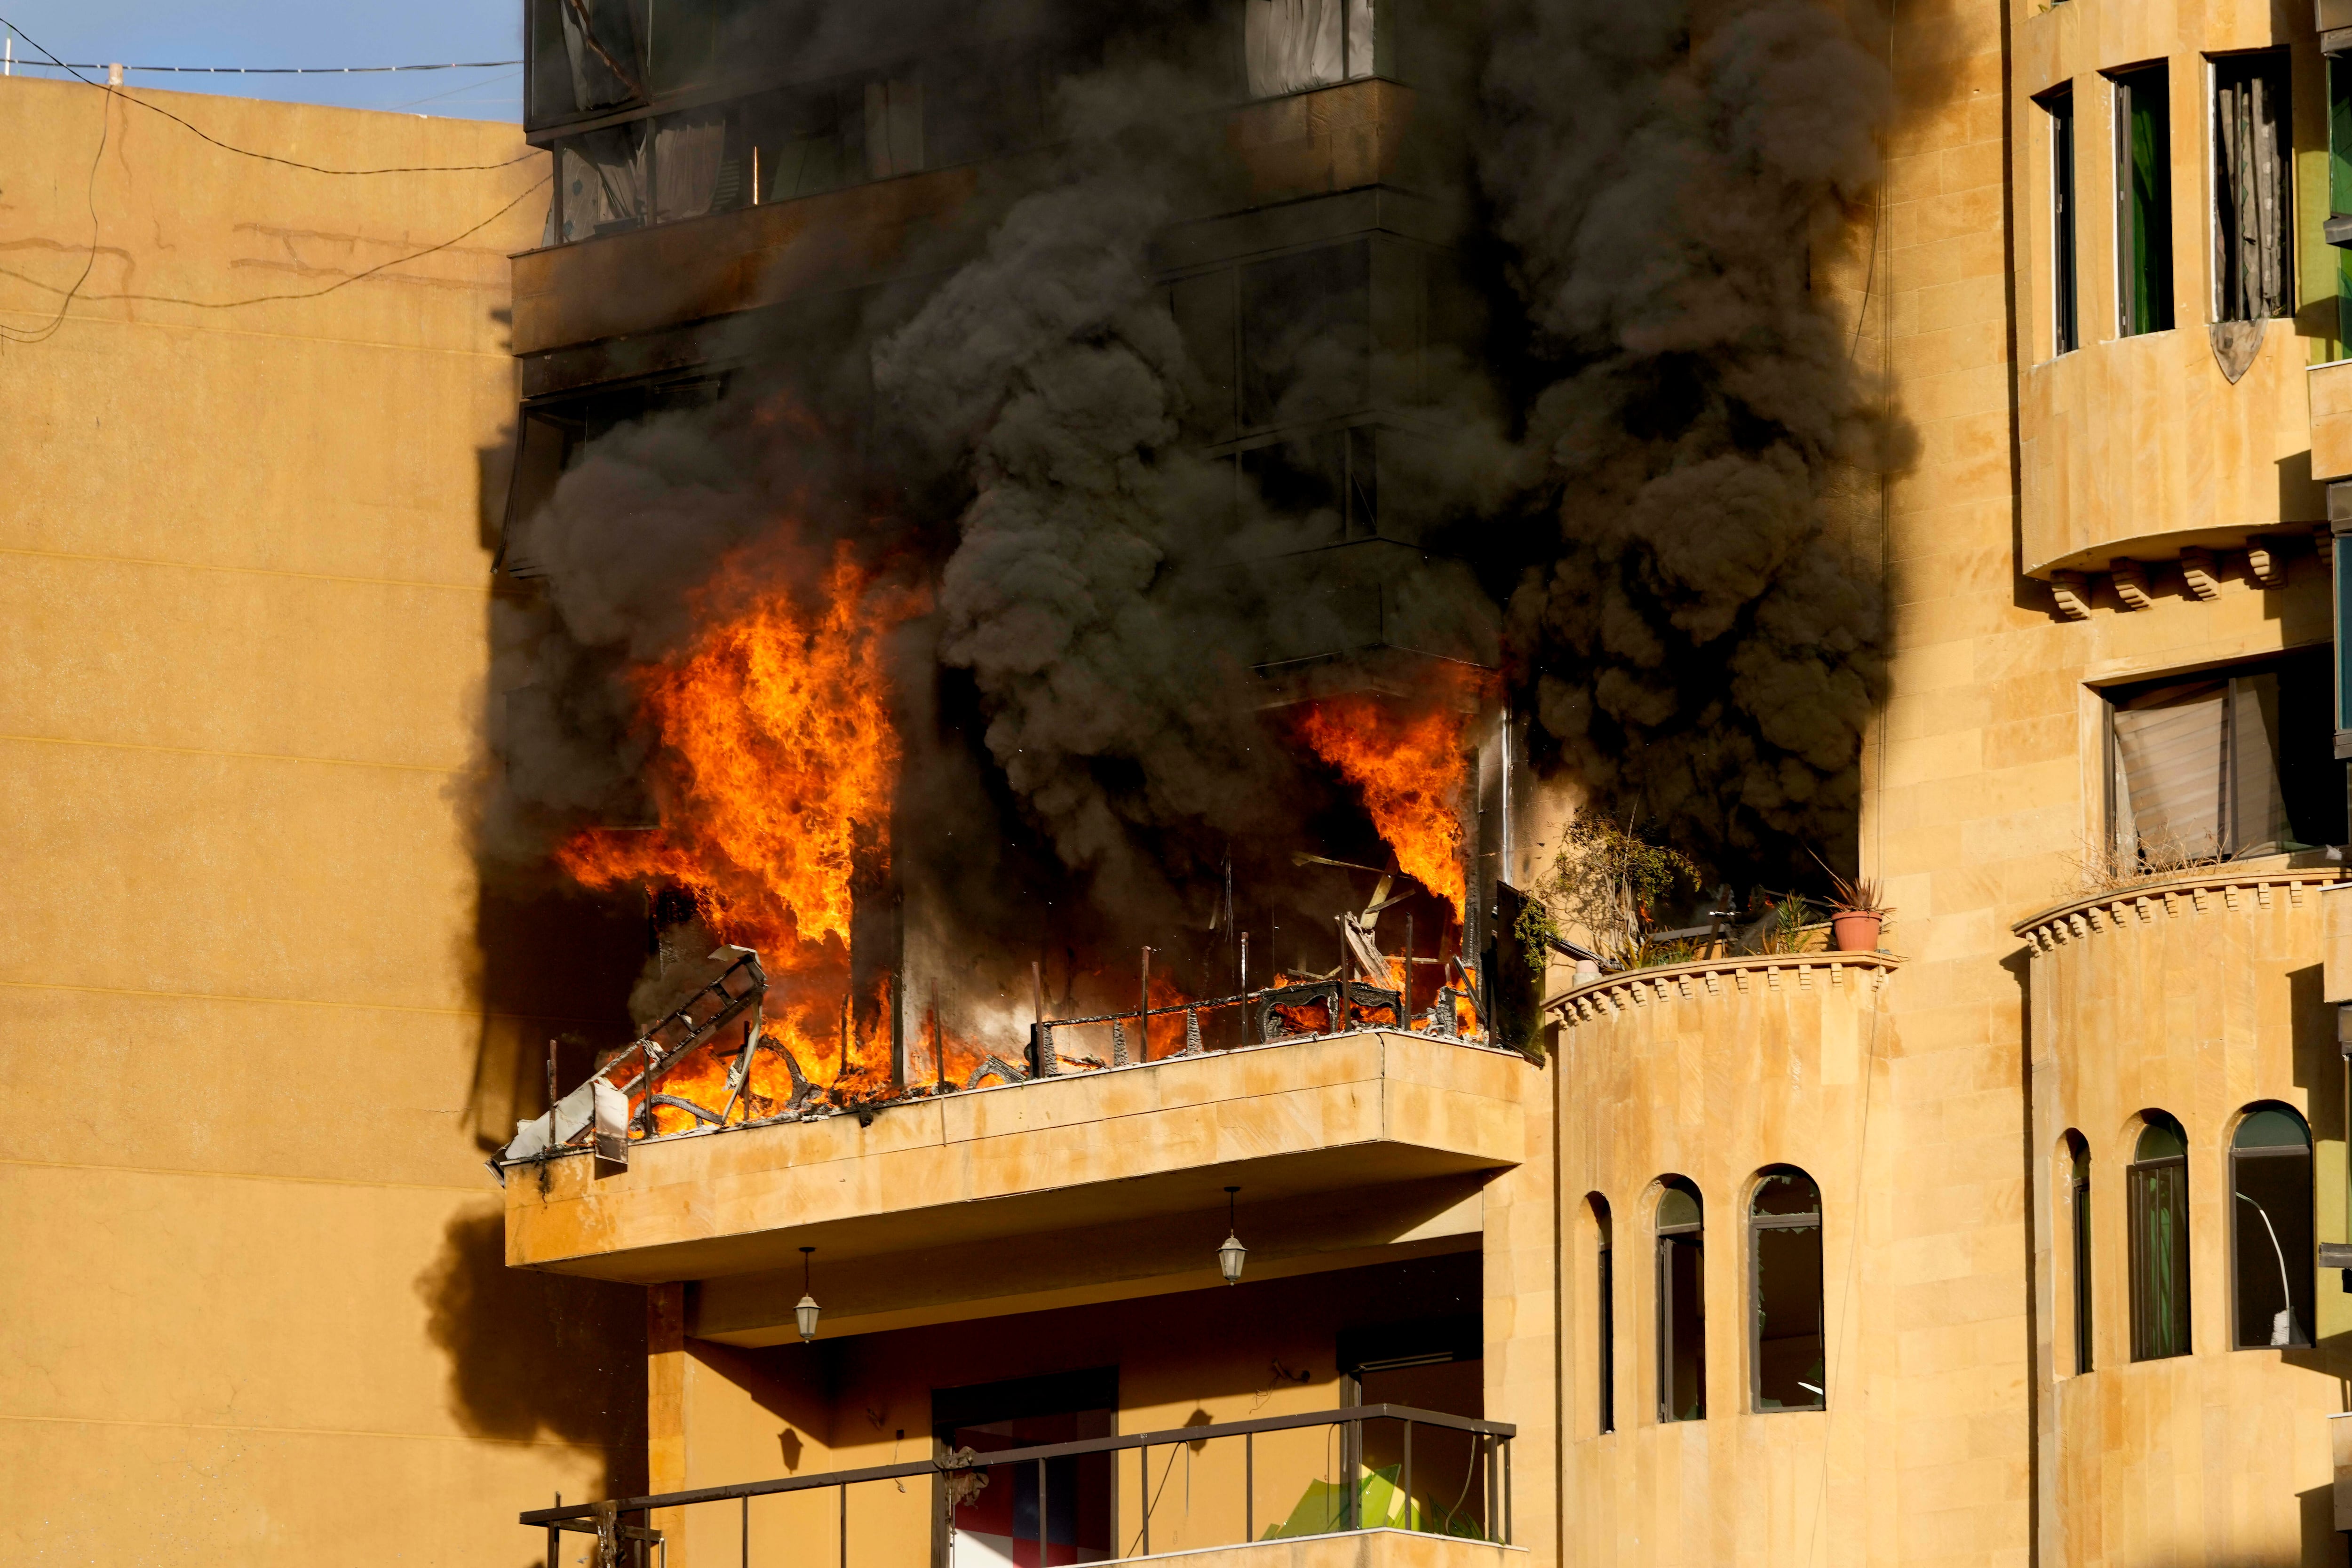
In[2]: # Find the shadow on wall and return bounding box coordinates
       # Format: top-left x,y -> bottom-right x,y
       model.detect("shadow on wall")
418,1205 -> 651,1500
412,430 -> 653,1505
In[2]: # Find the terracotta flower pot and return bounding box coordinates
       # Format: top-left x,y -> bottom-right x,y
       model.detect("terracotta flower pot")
1830,911 -> 1883,952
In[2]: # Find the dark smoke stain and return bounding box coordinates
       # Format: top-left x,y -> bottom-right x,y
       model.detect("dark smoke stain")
417,1206 -> 650,1501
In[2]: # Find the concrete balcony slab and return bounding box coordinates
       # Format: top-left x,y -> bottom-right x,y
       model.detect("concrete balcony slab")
503,1031 -> 1533,1290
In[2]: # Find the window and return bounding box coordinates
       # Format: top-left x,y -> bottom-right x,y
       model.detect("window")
2106,651 -> 2346,865
1591,1194 -> 1615,1433
2066,1133 -> 2094,1374
1245,0 -> 1376,98
2042,85 -> 2079,355
2231,1105 -> 2313,1349
1750,1168 -> 1825,1411
1655,1179 -> 1705,1423
2128,1114 -> 2192,1361
2212,52 -> 2292,324
933,1368 -> 1117,1568
2112,64 -> 2174,335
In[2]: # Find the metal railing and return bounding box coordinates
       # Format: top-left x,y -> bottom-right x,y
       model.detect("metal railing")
521,1403 -> 1516,1566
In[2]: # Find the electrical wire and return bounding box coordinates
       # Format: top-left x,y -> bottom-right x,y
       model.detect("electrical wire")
1,172 -> 550,314
0,16 -> 539,173
0,28 -> 105,344
3,58 -> 521,74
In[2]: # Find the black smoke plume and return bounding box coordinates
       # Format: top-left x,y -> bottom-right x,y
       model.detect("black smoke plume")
484,0 -> 1900,959
1473,0 -> 1898,883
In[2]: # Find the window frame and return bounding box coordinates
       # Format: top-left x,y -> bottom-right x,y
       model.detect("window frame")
1747,1167 -> 1827,1414
1654,1180 -> 1706,1425
2067,1133 -> 2094,1374
2039,82 -> 2080,356
2228,1103 -> 2314,1351
2127,1114 -> 2193,1362
2207,48 -> 2296,326
1591,1194 -> 1615,1435
2100,647 -> 2347,865
2110,60 -> 2176,338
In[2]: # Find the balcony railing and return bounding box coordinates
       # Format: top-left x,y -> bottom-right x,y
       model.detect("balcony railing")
521,1403 -> 1516,1567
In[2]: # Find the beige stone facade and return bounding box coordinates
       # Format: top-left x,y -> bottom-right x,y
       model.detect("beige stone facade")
0,77 -> 644,1564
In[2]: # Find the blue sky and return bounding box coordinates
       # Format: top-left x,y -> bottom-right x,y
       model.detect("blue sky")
0,2 -> 524,119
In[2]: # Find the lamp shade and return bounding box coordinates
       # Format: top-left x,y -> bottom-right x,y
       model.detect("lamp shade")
1218,1231 -> 1247,1285
795,1291 -> 821,1341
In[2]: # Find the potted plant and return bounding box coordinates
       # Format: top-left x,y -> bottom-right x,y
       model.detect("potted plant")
1815,854 -> 1891,953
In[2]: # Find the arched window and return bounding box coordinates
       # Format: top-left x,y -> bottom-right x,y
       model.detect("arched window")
2128,1114 -> 2191,1361
2231,1105 -> 2313,1349
1750,1168 -> 1825,1411
1655,1179 -> 1705,1423
1589,1194 -> 1615,1434
2064,1132 -> 2092,1374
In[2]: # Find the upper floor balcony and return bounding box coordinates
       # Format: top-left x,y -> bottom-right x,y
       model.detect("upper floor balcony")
501,1019 -> 1534,1336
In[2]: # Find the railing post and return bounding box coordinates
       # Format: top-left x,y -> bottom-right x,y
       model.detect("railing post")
1401,1420 -> 1413,1533
1342,1414 -> 1359,1533
1139,1443 -> 1150,1557
741,1493 -> 749,1568
1244,1431 -> 1254,1544
1484,1435 -> 1497,1542
1503,1436 -> 1513,1545
1037,1459 -> 1048,1568
839,1483 -> 847,1568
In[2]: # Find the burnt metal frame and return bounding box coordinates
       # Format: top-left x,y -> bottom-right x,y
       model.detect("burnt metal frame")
521,1403 -> 1517,1560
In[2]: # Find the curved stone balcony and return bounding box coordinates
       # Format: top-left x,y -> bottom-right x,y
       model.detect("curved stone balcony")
2017,326 -> 2327,618
2010,860 -> 2348,1568
1548,949 -> 1899,1024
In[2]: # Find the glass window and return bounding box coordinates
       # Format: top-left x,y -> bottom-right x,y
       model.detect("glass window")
2231,1105 -> 2313,1349
1655,1179 -> 1705,1423
2128,1114 -> 2192,1361
2212,52 -> 2292,324
2042,85 -> 2078,355
2067,1134 -> 2093,1374
2112,63 -> 2175,336
1750,1169 -> 1825,1411
2106,651 -> 2346,866
1591,1194 -> 1615,1434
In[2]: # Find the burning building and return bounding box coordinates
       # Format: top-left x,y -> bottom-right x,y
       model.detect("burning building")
25,0 -> 2352,1560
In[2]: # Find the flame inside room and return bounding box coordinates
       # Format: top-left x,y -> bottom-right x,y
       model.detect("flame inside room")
489,0 -> 1893,1163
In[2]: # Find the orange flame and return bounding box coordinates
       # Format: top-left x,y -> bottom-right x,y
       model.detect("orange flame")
557,544 -> 917,963
554,542 -> 926,1122
1288,686 -> 1473,922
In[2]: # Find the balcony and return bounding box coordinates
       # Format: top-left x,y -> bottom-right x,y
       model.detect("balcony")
503,1029 -> 1533,1333
521,1403 -> 1523,1568
2015,323 -> 2325,617
511,79 -> 1424,370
